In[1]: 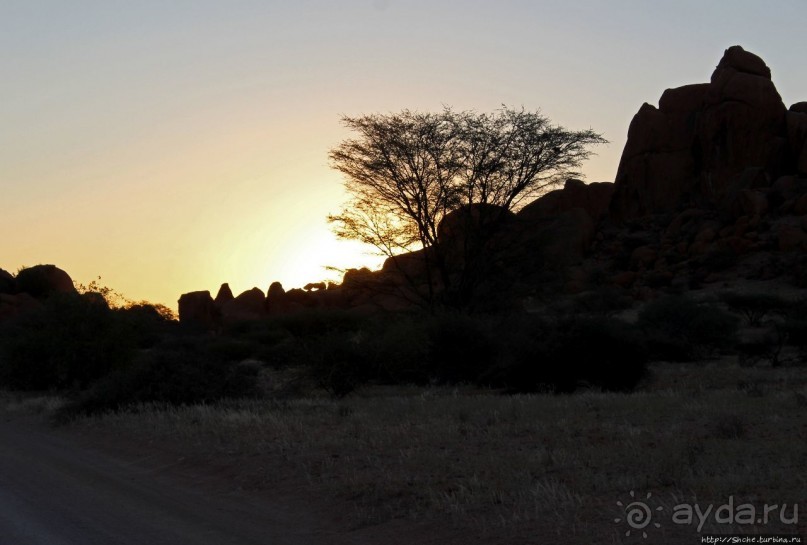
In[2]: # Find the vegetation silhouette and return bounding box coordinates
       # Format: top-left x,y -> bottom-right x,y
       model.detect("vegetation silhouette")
636,295 -> 739,362
6,44 -> 807,416
0,293 -> 135,390
328,106 -> 606,310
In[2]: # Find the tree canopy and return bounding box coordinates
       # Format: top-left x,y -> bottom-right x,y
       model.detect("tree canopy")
328,106 -> 606,307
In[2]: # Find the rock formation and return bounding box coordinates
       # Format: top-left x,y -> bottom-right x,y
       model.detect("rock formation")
265,282 -> 287,314
0,265 -> 79,322
519,179 -> 614,223
221,288 -> 266,323
178,46 -> 807,325
0,269 -> 16,294
15,265 -> 76,298
789,102 -> 807,175
611,46 -> 792,221
214,283 -> 234,306
177,291 -> 219,329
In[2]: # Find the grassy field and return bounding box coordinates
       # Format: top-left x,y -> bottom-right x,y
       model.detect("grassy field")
11,359 -> 792,544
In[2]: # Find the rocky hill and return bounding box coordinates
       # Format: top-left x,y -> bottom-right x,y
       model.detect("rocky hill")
174,46 -> 807,326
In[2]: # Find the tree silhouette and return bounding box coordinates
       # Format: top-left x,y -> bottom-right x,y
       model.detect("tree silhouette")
328,106 -> 606,309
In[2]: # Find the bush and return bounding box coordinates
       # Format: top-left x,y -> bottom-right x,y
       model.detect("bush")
272,309 -> 366,338
492,314 -> 647,393
115,303 -> 176,349
696,247 -> 739,272
637,295 -> 738,361
64,336 -> 261,415
719,292 -> 790,326
222,319 -> 290,346
367,316 -> 431,383
297,311 -> 499,394
557,317 -> 647,391
570,287 -> 634,317
425,313 -> 498,384
0,294 -> 136,390
303,331 -> 373,397
737,326 -> 786,367
294,310 -> 646,395
780,299 -> 807,360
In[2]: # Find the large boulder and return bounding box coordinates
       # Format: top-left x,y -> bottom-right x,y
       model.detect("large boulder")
308,286 -> 346,309
214,283 -> 234,307
788,103 -> 807,175
267,281 -> 285,300
381,248 -> 433,281
436,203 -> 515,244
513,207 -> 596,273
0,268 -> 16,294
437,203 -> 516,272
221,288 -> 266,322
284,288 -> 314,308
610,85 -> 707,220
15,265 -> 76,298
342,267 -> 378,289
697,46 -> 787,201
265,281 -> 287,313
611,46 -> 790,221
178,291 -> 219,329
519,179 -> 614,223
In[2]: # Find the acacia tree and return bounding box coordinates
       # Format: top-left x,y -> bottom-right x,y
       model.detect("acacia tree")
328,106 -> 606,308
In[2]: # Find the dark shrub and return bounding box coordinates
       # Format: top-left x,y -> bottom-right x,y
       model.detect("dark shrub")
272,309 -> 366,338
571,287 -> 634,317
297,311 -> 499,394
65,336 -> 261,415
425,312 -> 498,384
222,319 -> 290,346
737,326 -> 786,367
206,337 -> 262,362
116,304 -> 176,349
781,299 -> 807,361
0,294 -> 136,390
557,317 -> 647,391
367,316 -> 431,383
637,295 -> 738,361
303,331 -> 372,397
492,314 -> 647,393
697,247 -> 739,272
256,336 -> 307,369
720,292 -> 790,326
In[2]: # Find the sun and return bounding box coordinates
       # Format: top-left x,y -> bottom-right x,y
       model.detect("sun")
270,227 -> 385,288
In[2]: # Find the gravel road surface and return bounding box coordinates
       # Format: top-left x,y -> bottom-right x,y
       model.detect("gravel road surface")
0,417 -> 331,545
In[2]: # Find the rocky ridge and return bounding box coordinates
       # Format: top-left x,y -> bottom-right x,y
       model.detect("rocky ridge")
176,46 -> 807,326
3,48 -> 801,328
0,47 -> 789,328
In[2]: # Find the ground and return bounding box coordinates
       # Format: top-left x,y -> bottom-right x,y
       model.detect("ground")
2,360 -> 806,544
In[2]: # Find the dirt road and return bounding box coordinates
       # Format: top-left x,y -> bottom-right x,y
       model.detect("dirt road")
0,417 -> 334,545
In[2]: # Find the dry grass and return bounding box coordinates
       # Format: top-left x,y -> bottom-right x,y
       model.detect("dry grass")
52,360 -> 807,544
0,391 -> 65,415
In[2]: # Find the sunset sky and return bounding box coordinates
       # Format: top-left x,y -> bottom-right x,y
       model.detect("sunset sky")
3,1 -> 806,308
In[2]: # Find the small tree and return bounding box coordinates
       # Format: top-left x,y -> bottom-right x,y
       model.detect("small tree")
719,291 -> 790,326
328,106 -> 606,308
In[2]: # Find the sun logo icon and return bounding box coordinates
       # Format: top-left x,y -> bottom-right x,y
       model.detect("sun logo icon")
614,491 -> 664,539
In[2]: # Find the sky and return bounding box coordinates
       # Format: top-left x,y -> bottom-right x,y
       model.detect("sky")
2,0 -> 806,308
